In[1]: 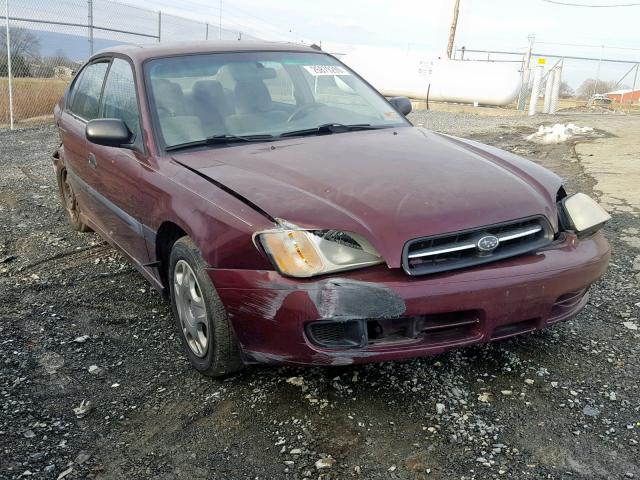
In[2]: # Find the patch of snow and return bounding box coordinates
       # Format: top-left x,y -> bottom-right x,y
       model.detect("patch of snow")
526,123 -> 594,144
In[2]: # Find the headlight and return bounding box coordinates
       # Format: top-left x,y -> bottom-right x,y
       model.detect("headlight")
560,193 -> 610,236
258,229 -> 384,278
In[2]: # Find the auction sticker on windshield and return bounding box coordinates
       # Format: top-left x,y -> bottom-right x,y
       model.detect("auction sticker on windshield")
303,65 -> 351,76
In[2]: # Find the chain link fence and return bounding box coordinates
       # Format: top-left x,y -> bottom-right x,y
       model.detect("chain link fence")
455,46 -> 640,114
1,0 -> 262,128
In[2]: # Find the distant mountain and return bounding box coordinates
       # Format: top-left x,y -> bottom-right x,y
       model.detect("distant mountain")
32,29 -> 126,61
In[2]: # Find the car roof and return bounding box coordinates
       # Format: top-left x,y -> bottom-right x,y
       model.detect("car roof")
92,40 -> 320,62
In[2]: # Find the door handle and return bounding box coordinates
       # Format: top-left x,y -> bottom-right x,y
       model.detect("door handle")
88,153 -> 97,169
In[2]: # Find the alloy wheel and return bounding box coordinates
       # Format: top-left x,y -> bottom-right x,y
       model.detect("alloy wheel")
173,259 -> 209,358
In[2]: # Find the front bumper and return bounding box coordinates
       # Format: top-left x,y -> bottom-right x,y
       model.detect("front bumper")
208,232 -> 610,366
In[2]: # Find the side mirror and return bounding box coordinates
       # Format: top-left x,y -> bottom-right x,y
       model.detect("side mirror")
86,119 -> 132,147
388,96 -> 412,116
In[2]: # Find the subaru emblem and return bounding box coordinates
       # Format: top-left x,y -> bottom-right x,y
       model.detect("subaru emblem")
477,235 -> 500,252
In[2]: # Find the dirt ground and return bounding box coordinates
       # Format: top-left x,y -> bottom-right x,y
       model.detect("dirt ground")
1,112 -> 639,480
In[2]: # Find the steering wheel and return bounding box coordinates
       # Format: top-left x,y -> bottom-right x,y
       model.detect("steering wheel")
287,103 -> 324,123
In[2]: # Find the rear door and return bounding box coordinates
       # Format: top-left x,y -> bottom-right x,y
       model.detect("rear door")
61,60 -> 111,230
89,57 -> 150,265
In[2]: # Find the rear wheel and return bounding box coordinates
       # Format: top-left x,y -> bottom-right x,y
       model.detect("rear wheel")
169,237 -> 243,377
58,168 -> 91,232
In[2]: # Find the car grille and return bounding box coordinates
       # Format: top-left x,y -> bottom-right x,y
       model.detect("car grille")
402,216 -> 553,276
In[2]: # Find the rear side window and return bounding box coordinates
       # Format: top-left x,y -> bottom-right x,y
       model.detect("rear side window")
101,58 -> 141,139
70,61 -> 109,120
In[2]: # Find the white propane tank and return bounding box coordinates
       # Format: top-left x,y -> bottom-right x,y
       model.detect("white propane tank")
341,49 -> 522,107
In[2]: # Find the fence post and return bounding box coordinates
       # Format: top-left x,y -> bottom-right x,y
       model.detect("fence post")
543,69 -> 555,114
632,64 -> 639,106
528,64 -> 543,116
518,34 -> 535,111
87,0 -> 94,55
157,11 -> 161,42
4,0 -> 14,129
550,62 -> 562,114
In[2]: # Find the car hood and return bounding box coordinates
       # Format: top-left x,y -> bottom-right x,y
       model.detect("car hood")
173,127 -> 562,268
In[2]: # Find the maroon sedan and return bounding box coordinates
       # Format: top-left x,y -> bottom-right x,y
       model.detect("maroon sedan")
53,41 -> 611,376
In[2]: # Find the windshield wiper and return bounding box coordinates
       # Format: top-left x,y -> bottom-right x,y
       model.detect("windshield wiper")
165,133 -> 275,152
279,123 -> 390,138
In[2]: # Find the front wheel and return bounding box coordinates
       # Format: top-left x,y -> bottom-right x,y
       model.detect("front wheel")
169,237 -> 243,377
57,168 -> 91,232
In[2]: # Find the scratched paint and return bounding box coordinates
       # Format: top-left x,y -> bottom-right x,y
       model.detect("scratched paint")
235,287 -> 292,322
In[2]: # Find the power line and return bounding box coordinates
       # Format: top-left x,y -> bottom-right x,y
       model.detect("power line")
537,41 -> 640,51
153,0 -> 297,41
541,0 -> 640,7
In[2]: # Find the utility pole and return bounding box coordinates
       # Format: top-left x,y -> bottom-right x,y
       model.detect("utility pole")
446,0 -> 460,59
593,44 -> 604,96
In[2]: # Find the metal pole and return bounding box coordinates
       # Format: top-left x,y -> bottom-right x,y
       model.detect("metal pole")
543,69 -> 555,114
87,0 -> 94,55
518,34 -> 535,111
446,0 -> 460,59
630,64 -> 639,107
157,11 -> 161,42
5,0 -> 14,129
219,0 -> 222,40
205,22 -> 208,40
528,64 -> 543,116
550,62 -> 563,114
594,44 -> 603,96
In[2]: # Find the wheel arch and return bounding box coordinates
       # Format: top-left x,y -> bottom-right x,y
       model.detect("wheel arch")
155,220 -> 189,291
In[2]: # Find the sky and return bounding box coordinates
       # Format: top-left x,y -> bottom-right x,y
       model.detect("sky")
116,0 -> 639,53
16,0 -> 637,89
117,0 -> 640,88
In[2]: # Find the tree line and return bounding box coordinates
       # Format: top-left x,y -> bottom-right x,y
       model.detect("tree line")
1,27 -> 78,78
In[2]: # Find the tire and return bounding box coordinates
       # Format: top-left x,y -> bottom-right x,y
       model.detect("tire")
57,168 -> 91,233
169,237 -> 243,377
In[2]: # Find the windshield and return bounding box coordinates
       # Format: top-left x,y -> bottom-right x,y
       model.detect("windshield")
145,51 -> 409,149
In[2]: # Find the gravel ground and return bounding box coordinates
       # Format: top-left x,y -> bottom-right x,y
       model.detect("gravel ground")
1,113 -> 639,480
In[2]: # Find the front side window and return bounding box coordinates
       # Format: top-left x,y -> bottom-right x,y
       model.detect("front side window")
70,61 -> 109,120
101,58 -> 141,140
145,51 -> 409,149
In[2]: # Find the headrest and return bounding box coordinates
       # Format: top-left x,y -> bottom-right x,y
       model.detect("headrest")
150,56 -> 220,78
192,80 -> 224,98
234,79 -> 273,113
225,62 -> 277,81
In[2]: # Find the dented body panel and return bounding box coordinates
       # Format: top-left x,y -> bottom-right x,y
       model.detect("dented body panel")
211,232 -> 609,365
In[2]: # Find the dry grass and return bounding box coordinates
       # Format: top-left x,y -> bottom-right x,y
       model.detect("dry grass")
0,77 -> 69,126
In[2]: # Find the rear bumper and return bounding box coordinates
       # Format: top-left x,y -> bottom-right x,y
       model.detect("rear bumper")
208,232 -> 610,366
